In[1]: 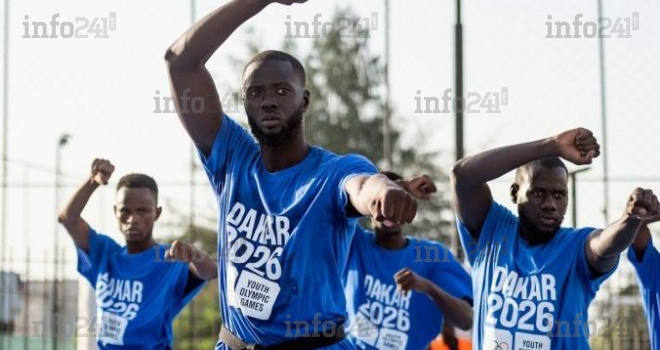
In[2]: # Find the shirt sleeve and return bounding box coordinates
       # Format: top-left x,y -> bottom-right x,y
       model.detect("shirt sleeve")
333,154 -> 378,218
576,227 -> 619,296
429,243 -> 473,304
173,263 -> 206,315
76,228 -> 121,287
196,114 -> 258,186
627,240 -> 658,286
456,201 -> 516,265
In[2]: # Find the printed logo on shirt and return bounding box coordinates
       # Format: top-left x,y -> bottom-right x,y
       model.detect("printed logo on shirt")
350,274 -> 411,350
483,266 -> 556,350
225,201 -> 292,320
95,273 -> 143,345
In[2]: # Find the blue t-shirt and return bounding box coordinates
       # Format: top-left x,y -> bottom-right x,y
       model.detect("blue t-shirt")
198,115 -> 377,349
457,202 -> 618,350
627,240 -> 659,350
76,228 -> 204,349
343,226 -> 472,350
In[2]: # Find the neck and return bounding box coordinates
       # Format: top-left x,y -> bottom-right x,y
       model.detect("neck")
126,238 -> 157,254
260,135 -> 309,172
374,230 -> 408,250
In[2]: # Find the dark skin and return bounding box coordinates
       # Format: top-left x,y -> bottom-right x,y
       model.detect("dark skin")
58,159 -> 217,280
166,0 -> 417,224
510,165 -> 569,245
366,175 -> 472,330
630,214 -> 659,260
242,60 -> 310,172
451,127 -> 659,274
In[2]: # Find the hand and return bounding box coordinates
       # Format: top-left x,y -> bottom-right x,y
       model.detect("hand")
625,188 -> 659,221
369,185 -> 417,227
553,128 -> 600,165
400,175 -> 437,200
165,240 -> 203,263
90,158 -> 114,185
394,268 -> 430,294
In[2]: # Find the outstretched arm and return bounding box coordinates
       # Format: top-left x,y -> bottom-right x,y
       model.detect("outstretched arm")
395,268 -> 472,330
451,128 -> 600,239
631,224 -> 652,260
165,0 -> 307,155
586,189 -> 658,273
58,159 -> 114,253
165,240 -> 218,281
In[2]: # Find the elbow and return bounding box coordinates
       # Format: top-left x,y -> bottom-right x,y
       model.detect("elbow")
450,160 -> 466,188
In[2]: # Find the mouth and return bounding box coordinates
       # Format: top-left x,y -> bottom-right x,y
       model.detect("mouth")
124,229 -> 141,236
538,215 -> 558,226
261,114 -> 281,127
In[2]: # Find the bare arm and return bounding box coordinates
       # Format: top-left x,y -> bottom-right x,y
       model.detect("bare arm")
451,128 -> 600,239
395,268 -> 472,330
165,0 -> 306,155
165,240 -> 218,281
586,188 -> 658,274
58,159 -> 114,253
344,174 -> 417,225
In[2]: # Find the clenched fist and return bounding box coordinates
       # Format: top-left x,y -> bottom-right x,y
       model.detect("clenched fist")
165,240 -> 205,263
625,188 -> 659,221
398,175 -> 437,200
394,268 -> 431,294
369,186 -> 417,227
90,158 -> 114,186
553,128 -> 601,165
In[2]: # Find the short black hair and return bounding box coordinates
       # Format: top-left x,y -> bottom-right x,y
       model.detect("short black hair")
243,50 -> 306,86
116,174 -> 159,203
380,171 -> 403,182
515,157 -> 568,184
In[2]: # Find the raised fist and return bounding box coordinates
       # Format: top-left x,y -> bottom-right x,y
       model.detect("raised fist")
90,158 -> 114,186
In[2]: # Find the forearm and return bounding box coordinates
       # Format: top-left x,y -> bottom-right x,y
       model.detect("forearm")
587,215 -> 643,273
188,251 -> 218,281
58,178 -> 98,225
631,224 -> 651,258
452,138 -> 557,187
425,285 -> 473,330
166,0 -> 268,69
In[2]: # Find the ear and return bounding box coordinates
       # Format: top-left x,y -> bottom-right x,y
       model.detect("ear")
113,205 -> 119,217
155,206 -> 162,221
510,183 -> 519,204
302,89 -> 310,113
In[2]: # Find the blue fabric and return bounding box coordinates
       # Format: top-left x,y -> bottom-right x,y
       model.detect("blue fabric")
198,115 -> 377,349
457,201 -> 618,350
76,228 -> 204,349
343,226 -> 472,350
627,240 -> 659,350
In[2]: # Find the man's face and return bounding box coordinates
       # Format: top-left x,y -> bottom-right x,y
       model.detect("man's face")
514,166 -> 569,241
242,60 -> 309,147
114,187 -> 161,245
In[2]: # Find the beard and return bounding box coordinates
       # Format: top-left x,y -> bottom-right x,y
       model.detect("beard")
517,207 -> 563,246
247,106 -> 304,148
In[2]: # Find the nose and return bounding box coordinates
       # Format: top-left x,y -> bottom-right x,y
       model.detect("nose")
260,91 -> 279,111
125,213 -> 139,225
540,194 -> 557,211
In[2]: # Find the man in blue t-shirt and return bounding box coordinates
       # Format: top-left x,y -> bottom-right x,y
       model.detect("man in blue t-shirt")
165,1 -> 419,349
628,221 -> 659,350
58,159 -> 218,349
449,127 -> 659,350
344,172 -> 473,350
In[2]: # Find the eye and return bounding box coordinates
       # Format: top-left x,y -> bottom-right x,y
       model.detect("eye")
246,88 -> 260,98
531,190 -> 544,198
554,192 -> 566,200
276,87 -> 288,96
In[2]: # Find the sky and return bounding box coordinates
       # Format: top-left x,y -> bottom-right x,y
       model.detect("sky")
1,0 -> 659,301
